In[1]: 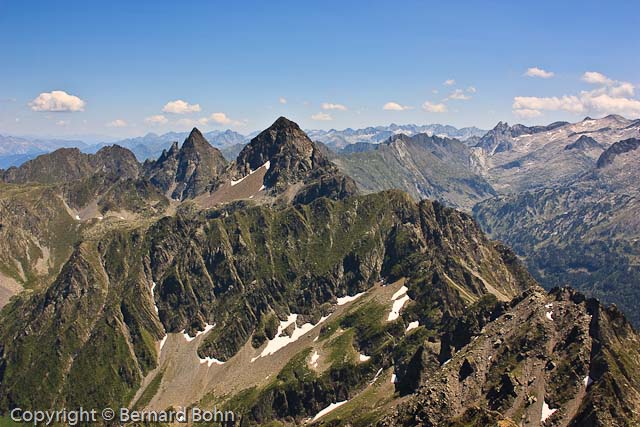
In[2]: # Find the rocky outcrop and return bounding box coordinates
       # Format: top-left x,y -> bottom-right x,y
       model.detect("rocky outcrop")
383,287 -> 640,427
144,128 -> 228,200
596,138 -> 640,168
565,135 -> 602,151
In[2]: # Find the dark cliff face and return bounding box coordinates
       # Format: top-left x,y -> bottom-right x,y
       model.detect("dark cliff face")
235,116 -> 358,202
596,138 -> 640,168
144,128 -> 228,200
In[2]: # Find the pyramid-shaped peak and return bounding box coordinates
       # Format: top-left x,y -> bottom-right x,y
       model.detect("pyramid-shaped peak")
270,116 -> 300,130
183,127 -> 209,147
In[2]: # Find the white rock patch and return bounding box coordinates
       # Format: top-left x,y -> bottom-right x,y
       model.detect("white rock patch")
311,401 -> 348,422
359,354 -> 371,362
545,311 -> 554,321
337,292 -> 365,306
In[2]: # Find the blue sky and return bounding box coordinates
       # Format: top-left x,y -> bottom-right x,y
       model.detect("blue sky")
1,0 -> 639,140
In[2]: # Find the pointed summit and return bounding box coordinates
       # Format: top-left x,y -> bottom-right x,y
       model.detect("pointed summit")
182,127 -> 208,149
234,116 -> 357,203
144,128 -> 227,200
236,116 -> 316,175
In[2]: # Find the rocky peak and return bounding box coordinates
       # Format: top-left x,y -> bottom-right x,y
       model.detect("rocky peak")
144,128 -> 227,200
0,145 -> 140,184
475,122 -> 521,155
235,117 -> 357,201
236,116 -> 320,176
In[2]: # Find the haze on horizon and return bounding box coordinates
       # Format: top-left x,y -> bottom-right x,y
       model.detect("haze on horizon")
0,0 -> 639,140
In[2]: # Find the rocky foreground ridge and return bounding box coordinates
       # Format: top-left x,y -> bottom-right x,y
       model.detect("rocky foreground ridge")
0,118 -> 638,426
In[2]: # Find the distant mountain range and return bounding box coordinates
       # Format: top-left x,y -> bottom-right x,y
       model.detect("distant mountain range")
0,123 -> 486,168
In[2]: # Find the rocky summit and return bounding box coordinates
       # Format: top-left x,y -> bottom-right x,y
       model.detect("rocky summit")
0,117 -> 639,427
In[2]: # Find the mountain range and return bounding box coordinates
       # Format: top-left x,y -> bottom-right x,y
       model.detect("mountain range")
0,123 -> 486,169
0,116 -> 639,426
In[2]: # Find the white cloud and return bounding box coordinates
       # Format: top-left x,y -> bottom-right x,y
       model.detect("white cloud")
422,101 -> 448,113
513,71 -> 640,118
30,90 -> 85,112
447,89 -> 471,101
582,71 -> 613,86
208,112 -> 233,125
383,102 -> 412,111
583,93 -> 640,116
106,119 -> 127,128
466,86 -> 477,93
56,120 -> 68,126
321,102 -> 347,111
162,99 -> 201,114
513,108 -> 543,118
145,115 -> 168,125
581,72 -> 635,97
279,97 -> 287,104
512,95 -> 584,113
432,89 -> 439,94
524,67 -> 555,78
311,112 -> 332,121
443,79 -> 456,86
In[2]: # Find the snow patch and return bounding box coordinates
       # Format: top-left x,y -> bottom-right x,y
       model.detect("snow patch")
545,311 -> 554,321
391,373 -> 397,383
311,350 -> 320,368
231,161 -> 271,186
406,321 -> 420,332
252,314 -> 328,361
359,354 -> 371,362
584,375 -> 593,387
541,401 -> 557,423
74,215 -> 81,221
199,356 -> 225,367
182,323 -> 215,342
337,292 -> 365,306
311,401 -> 348,422
259,185 -> 266,191
387,294 -> 410,321
545,303 -> 553,309
159,335 -> 168,350
391,286 -> 408,300
443,359 -> 451,366
150,281 -> 159,314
